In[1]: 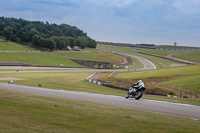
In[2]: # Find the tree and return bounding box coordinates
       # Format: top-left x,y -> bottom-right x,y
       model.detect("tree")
3,26 -> 13,41
29,28 -> 39,41
48,39 -> 56,51
0,17 -> 96,50
68,37 -> 76,47
38,37 -> 49,48
87,37 -> 97,48
32,35 -> 41,46
76,37 -> 82,48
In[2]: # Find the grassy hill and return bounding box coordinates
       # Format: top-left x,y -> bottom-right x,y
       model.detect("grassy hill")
97,45 -> 186,69
0,39 -> 39,51
0,40 -> 82,67
115,65 -> 200,97
137,48 -> 200,62
53,48 -> 124,65
0,40 -> 124,67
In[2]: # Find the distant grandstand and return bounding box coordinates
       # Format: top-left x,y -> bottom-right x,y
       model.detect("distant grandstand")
97,41 -> 155,49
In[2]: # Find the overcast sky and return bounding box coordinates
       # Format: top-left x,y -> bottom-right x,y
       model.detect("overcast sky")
0,0 -> 200,47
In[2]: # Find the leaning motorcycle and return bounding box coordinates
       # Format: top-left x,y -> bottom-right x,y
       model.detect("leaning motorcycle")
125,86 -> 146,100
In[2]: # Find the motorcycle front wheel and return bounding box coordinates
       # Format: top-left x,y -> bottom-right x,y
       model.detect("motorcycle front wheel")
135,91 -> 143,100
125,93 -> 129,99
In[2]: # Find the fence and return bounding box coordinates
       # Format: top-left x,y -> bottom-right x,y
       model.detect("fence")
179,90 -> 200,99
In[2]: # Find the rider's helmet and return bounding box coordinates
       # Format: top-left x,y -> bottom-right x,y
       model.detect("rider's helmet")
138,80 -> 142,83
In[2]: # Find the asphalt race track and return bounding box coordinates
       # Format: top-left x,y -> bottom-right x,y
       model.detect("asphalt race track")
97,49 -> 156,70
0,83 -> 199,120
113,52 -> 157,70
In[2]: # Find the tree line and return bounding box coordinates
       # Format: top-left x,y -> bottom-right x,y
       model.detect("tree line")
0,17 -> 96,50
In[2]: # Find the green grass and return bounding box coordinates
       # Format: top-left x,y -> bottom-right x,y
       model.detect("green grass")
7,41 -> 40,51
0,52 -> 83,67
137,48 -> 182,56
0,41 -> 26,51
161,75 -> 200,90
54,48 -> 124,64
0,89 -> 200,133
1,71 -> 200,105
0,72 -> 125,95
116,65 -> 200,96
97,45 -> 181,69
117,65 -> 200,81
0,68 -> 87,71
0,39 -> 39,51
142,94 -> 200,106
97,66 -> 200,104
135,53 -> 174,69
0,40 -> 127,67
137,48 -> 200,62
126,56 -> 144,70
173,50 -> 200,62
0,40 -> 83,67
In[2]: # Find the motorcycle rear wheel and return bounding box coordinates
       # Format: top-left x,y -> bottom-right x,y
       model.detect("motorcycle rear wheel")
135,91 -> 143,100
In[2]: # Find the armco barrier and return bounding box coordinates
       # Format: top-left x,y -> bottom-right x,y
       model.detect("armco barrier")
167,95 -> 178,98
97,48 -> 134,69
86,79 -> 103,85
157,48 -> 200,51
86,73 -> 104,86
124,65 -> 133,69
0,62 -> 30,66
86,73 -> 128,91
103,84 -> 128,91
145,91 -> 167,97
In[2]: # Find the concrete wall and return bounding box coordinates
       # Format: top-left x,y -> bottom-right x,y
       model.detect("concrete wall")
0,62 -> 30,66
71,59 -> 113,69
157,48 -> 200,51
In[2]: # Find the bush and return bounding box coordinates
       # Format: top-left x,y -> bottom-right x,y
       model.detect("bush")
169,92 -> 176,96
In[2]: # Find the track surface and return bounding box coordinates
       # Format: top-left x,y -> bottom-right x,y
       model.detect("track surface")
0,83 -> 199,120
97,49 -> 156,70
114,51 -> 156,70
0,69 -> 133,74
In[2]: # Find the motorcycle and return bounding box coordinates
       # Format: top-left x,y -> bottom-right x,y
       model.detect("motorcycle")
125,86 -> 146,100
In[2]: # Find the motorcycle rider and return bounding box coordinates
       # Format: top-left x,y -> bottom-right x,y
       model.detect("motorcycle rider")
129,80 -> 145,94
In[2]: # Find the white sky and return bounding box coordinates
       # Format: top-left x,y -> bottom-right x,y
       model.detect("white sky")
0,0 -> 200,47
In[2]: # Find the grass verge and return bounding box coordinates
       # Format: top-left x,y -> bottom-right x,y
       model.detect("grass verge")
0,72 -> 125,95
0,89 -> 200,133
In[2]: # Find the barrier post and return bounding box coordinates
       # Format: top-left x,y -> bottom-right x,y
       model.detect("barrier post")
195,92 -> 197,99
180,90 -> 182,98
